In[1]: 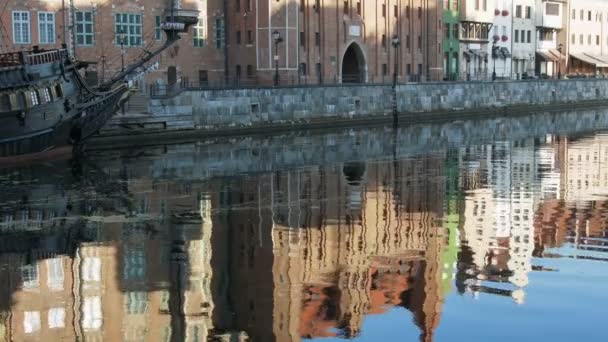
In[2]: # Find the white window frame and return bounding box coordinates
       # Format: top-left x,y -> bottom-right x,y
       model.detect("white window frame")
115,13 -> 143,47
12,11 -> 30,44
46,258 -> 64,291
75,11 -> 94,46
38,12 -> 55,44
193,18 -> 206,47
48,307 -> 65,329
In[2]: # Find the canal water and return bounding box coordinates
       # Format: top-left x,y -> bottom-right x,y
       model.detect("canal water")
1,108 -> 608,342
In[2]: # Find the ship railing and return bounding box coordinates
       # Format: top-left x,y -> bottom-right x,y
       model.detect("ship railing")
0,52 -> 23,67
24,49 -> 68,66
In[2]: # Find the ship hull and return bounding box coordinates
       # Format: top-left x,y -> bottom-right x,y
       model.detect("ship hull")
0,88 -> 126,159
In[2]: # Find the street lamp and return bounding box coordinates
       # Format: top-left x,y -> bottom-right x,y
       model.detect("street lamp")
492,37 -> 498,81
272,30 -> 283,86
391,35 -> 400,128
557,43 -> 563,79
391,35 -> 401,87
117,28 -> 126,73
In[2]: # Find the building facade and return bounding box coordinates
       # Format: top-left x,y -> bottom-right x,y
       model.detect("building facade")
459,0 -> 494,80
489,0 -> 513,79
535,0 -> 566,77
566,0 -> 608,74
512,0 -> 536,78
443,0 -> 461,80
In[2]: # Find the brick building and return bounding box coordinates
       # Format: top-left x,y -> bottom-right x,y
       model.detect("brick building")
0,0 -> 444,88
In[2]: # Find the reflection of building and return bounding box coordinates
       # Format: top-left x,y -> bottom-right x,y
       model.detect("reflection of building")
459,140 -> 538,303
207,155 -> 448,342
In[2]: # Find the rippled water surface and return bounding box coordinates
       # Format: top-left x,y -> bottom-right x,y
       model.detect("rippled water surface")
1,110 -> 608,342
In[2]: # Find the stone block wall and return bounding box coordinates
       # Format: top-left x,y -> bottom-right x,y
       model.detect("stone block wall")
148,79 -> 608,130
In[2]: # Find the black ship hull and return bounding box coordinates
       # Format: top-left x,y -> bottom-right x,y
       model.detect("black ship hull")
0,48 -> 129,158
0,87 -> 126,158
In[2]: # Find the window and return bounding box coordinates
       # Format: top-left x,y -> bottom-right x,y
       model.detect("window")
82,257 -> 101,282
299,62 -> 307,75
123,248 -> 145,281
236,0 -> 241,12
444,23 -> 450,39
115,13 -> 142,46
46,258 -> 64,291
475,0 -> 479,10
23,311 -> 40,334
589,11 -> 592,21
395,5 -> 399,18
515,30 -> 519,43
406,35 -> 410,49
236,65 -> 241,79
580,34 -> 583,44
515,5 -> 522,18
82,297 -> 102,330
597,35 -> 600,45
192,18 -> 205,47
580,10 -> 584,21
453,24 -> 459,39
406,63 -> 411,75
315,32 -> 320,46
75,11 -> 94,46
483,0 -> 487,11
571,33 -> 575,45
12,11 -> 30,44
247,30 -> 253,44
48,308 -> 65,329
382,34 -> 386,48
527,30 -> 531,43
125,291 -> 148,315
572,9 -> 575,20
588,34 -> 592,45
300,31 -> 305,47
525,6 -> 531,19
418,35 -> 421,50
356,1 -> 361,15
236,30 -> 241,45
247,64 -> 254,77
215,18 -> 225,48
344,1 -> 349,14
155,16 -> 162,41
38,12 -> 55,44
382,64 -> 387,76
42,88 -> 51,103
21,264 -> 39,288
382,4 -> 386,17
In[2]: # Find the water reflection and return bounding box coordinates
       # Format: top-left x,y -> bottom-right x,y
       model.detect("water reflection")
1,124 -> 608,341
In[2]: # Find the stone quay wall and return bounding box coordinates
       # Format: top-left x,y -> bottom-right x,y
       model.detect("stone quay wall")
144,79 -> 608,130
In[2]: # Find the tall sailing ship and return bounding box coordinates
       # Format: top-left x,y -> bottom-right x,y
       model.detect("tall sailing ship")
0,5 -> 198,158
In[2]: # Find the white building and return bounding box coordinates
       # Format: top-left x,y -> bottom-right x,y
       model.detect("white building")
488,0 -> 513,78
512,0 -> 537,78
535,0 -> 566,77
567,0 -> 608,74
460,0 -> 495,80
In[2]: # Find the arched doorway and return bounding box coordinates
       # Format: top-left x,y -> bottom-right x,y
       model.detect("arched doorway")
342,43 -> 366,83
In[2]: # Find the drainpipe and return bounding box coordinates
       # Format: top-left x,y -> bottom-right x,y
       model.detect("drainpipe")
223,0 -> 229,84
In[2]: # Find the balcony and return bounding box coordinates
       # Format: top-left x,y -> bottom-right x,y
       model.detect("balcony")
536,1 -> 563,30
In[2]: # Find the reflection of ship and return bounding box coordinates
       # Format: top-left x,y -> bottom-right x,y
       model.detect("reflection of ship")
0,6 -> 198,157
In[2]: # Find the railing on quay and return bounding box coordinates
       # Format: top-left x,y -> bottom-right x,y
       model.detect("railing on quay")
148,71 -> 608,99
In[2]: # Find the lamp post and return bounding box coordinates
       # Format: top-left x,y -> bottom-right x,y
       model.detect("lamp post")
391,35 -> 401,88
118,28 -> 126,114
492,38 -> 498,81
272,30 -> 283,86
557,43 -> 563,79
391,35 -> 400,128
118,28 -> 126,73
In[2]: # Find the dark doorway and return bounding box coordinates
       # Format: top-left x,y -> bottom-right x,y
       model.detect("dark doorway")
168,66 -> 177,85
341,43 -> 365,83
